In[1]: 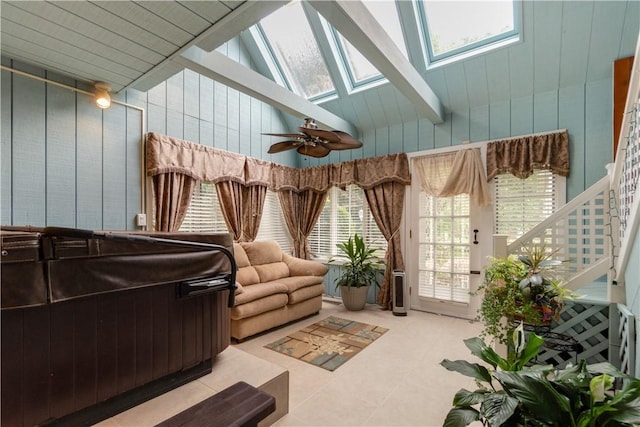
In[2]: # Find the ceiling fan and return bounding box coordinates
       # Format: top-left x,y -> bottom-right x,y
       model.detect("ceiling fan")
263,118 -> 363,158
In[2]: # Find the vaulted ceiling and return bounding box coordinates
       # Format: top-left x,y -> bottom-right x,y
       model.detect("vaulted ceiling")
2,1 -> 639,134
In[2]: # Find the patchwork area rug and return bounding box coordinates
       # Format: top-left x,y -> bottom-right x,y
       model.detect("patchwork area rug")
264,316 -> 388,371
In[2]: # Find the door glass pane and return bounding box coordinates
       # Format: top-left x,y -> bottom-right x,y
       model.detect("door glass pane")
418,192 -> 470,303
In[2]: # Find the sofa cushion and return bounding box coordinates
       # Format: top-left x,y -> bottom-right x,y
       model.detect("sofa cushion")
283,254 -> 329,277
253,262 -> 290,283
233,243 -> 251,268
241,241 -> 283,265
231,293 -> 289,320
288,283 -> 324,304
271,275 -> 325,294
234,281 -> 289,305
236,266 -> 260,286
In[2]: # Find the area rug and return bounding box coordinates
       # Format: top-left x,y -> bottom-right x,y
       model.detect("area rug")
264,316 -> 388,371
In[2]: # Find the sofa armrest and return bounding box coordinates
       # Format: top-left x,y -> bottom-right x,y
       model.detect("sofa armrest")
283,254 -> 328,277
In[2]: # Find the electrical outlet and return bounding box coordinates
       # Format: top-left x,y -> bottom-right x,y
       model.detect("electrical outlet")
135,213 -> 147,227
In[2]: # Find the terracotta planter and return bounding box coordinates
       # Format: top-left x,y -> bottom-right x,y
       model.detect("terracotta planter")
339,285 -> 369,311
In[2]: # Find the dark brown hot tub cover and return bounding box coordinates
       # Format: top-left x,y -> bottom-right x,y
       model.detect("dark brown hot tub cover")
1,227 -> 236,309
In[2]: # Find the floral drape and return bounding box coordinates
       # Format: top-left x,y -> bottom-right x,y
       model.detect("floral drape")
362,181 -> 405,309
277,189 -> 328,259
216,181 -> 267,242
152,172 -> 196,232
215,180 -> 244,241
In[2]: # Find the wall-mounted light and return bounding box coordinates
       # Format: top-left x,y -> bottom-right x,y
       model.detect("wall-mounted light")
94,82 -> 111,109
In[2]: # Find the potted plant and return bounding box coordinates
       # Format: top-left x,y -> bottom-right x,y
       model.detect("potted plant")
331,233 -> 384,311
476,245 -> 576,346
441,325 -> 640,427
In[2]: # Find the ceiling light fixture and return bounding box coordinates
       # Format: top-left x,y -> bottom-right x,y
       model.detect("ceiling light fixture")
94,82 -> 111,109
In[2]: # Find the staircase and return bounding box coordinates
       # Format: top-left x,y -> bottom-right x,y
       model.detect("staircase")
496,174 -> 612,300
493,39 -> 640,372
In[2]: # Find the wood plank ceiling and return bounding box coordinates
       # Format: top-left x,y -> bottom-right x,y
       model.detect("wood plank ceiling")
1,1 -> 639,131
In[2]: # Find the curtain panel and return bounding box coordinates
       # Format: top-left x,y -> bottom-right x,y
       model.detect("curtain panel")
152,172 -> 196,232
485,130 -> 570,180
363,181 -> 406,310
215,181 -> 244,241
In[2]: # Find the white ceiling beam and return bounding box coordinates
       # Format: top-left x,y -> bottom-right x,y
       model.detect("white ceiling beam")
307,0 -> 444,124
126,0 -> 289,92
176,46 -> 359,137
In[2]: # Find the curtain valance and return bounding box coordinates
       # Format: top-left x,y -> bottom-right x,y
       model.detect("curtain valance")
147,133 -> 411,191
486,130 -> 570,180
354,153 -> 411,189
146,132 -> 270,185
270,153 -> 411,193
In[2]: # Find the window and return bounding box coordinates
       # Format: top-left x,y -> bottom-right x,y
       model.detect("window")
418,0 -> 520,65
179,182 -> 228,233
258,0 -> 335,100
180,185 -> 291,252
256,190 -> 292,254
308,185 -> 387,259
493,170 -> 563,245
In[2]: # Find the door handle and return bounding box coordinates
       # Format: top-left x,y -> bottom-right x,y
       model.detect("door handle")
473,229 -> 479,244
470,270 -> 481,275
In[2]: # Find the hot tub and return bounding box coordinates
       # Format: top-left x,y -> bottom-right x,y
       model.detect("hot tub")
1,227 -> 236,426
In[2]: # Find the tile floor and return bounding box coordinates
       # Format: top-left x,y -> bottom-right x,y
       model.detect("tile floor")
100,301 -> 485,426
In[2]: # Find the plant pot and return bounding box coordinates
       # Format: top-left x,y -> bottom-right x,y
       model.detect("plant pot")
339,285 -> 369,311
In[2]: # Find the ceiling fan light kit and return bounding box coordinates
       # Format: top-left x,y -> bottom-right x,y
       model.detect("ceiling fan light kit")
264,118 -> 363,158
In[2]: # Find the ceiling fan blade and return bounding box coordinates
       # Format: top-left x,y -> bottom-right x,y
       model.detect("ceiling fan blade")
268,141 -> 300,154
323,131 -> 364,150
297,144 -> 331,158
262,132 -> 305,139
297,127 -> 341,143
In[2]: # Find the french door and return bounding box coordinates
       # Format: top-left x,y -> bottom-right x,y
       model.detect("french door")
405,156 -> 492,319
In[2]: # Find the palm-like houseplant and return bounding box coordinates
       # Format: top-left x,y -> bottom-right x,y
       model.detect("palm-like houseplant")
332,233 -> 384,311
476,245 -> 576,346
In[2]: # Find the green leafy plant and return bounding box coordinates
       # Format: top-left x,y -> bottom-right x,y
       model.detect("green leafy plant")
331,233 -> 384,289
476,245 -> 577,346
441,324 -> 640,427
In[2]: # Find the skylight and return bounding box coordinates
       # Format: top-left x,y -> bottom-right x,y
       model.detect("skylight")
252,0 -> 519,100
332,1 -> 407,87
258,0 -> 335,100
419,1 -> 519,64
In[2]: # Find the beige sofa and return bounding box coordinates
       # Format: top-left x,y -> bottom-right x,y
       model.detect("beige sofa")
231,240 -> 328,340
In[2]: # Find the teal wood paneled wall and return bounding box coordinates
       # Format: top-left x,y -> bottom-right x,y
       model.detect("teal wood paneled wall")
0,40 -> 620,228
1,59 -> 143,229
1,38 -> 294,228
306,80 -> 613,200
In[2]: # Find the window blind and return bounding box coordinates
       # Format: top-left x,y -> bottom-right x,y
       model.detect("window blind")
493,169 -> 557,244
179,183 -> 228,233
256,189 -> 292,253
309,185 -> 387,259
